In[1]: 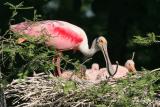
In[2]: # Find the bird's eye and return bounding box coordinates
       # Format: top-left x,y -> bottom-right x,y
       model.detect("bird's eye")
97,36 -> 107,45
98,39 -> 103,43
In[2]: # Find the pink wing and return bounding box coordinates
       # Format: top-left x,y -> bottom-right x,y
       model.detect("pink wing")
10,20 -> 84,50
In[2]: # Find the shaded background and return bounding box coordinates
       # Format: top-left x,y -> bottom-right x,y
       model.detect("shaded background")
1,0 -> 160,70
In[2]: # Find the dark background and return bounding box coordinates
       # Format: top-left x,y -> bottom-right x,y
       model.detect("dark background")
1,0 -> 160,70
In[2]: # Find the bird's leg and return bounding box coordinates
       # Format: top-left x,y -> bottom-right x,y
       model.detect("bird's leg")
56,55 -> 62,76
56,52 -> 63,76
52,52 -> 62,76
52,58 -> 58,76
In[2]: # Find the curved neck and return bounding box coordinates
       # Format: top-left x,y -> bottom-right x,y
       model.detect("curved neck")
79,39 -> 98,57
80,45 -> 97,57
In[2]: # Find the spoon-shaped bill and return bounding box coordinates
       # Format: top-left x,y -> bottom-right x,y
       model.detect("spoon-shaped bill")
100,44 -> 118,76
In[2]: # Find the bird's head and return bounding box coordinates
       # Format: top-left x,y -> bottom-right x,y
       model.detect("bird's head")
125,60 -> 137,74
90,36 -> 108,53
91,36 -> 117,76
97,36 -> 107,46
94,36 -> 109,59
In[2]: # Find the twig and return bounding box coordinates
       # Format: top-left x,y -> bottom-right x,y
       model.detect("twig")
154,40 -> 160,43
0,69 -> 7,107
81,57 -> 92,65
150,68 -> 160,73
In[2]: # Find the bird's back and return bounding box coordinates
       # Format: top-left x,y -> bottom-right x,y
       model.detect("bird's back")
10,20 -> 87,50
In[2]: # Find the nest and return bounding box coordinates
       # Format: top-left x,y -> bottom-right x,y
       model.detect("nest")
4,72 -> 160,107
5,73 -> 96,107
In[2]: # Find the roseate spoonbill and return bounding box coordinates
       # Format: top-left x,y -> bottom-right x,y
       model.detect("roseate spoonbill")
10,20 -> 117,76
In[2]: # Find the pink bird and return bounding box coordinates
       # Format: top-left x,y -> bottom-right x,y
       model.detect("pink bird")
58,59 -> 136,83
10,20 -> 117,76
85,63 -> 101,82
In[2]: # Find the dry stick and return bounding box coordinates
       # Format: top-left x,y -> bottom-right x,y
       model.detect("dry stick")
150,68 -> 160,73
0,69 -> 7,107
154,40 -> 160,43
6,72 -> 113,106
81,57 -> 92,65
74,99 -> 89,107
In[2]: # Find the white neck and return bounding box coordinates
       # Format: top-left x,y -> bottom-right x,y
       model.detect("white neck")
79,40 -> 98,57
81,46 -> 97,57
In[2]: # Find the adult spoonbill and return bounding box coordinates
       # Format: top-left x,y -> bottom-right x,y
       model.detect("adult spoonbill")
10,20 -> 117,76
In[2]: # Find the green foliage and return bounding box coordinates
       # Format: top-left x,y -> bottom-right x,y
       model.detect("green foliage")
67,70 -> 160,106
0,33 -> 55,79
0,32 -> 82,81
4,2 -> 34,19
131,33 -> 160,46
62,80 -> 77,94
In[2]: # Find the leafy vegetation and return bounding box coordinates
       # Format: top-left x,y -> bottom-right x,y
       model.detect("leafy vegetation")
0,31 -> 82,81
1,33 -> 54,79
131,33 -> 160,46
77,71 -> 159,106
